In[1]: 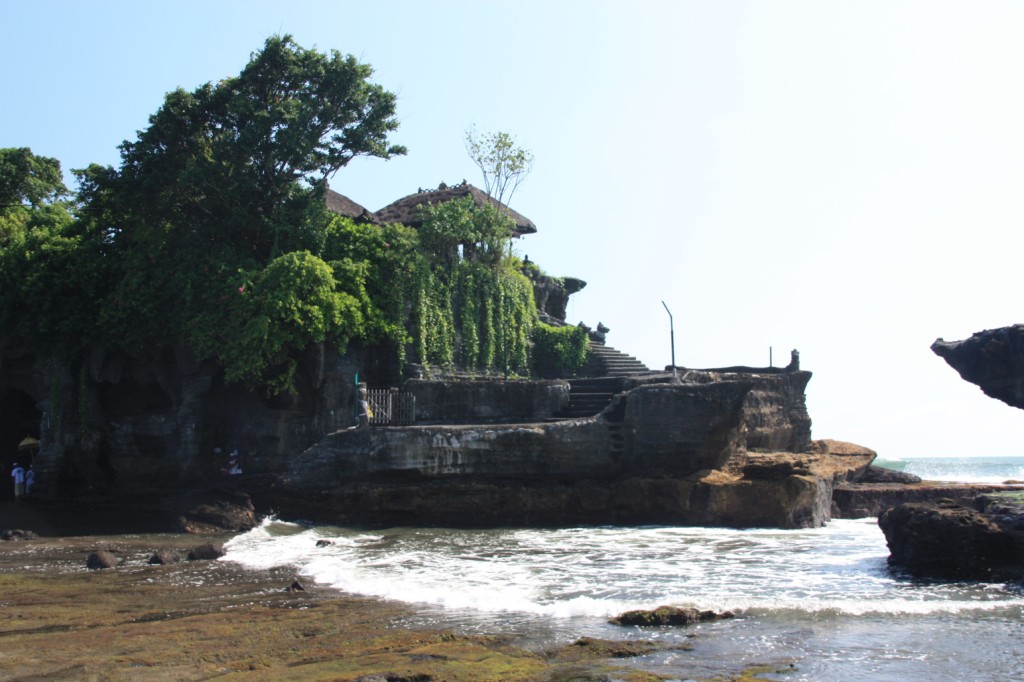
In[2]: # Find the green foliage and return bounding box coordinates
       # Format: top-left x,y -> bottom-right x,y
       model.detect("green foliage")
186,251 -> 362,394
416,195 -> 512,267
0,148 -> 68,209
410,196 -> 536,374
0,46 -> 553,394
57,36 -> 407,392
78,34 -> 405,264
321,215 -> 421,350
531,323 -> 590,379
0,149 -> 108,358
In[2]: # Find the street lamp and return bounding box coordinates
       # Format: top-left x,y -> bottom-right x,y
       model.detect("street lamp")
661,300 -> 677,381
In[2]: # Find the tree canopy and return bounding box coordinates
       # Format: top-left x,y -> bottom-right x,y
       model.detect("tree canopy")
0,38 -> 585,394
2,36 -> 409,391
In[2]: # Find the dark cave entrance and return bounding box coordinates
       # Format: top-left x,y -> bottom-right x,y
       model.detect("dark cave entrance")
0,388 -> 41,501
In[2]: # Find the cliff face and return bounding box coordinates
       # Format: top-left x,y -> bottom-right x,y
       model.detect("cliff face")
932,325 -> 1024,409
2,337 -> 860,529
269,369 -> 864,529
0,341 -> 364,500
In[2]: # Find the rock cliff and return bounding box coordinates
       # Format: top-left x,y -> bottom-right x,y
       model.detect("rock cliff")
2,337 -> 881,530
932,325 -> 1024,409
269,369 -> 874,529
878,495 -> 1024,581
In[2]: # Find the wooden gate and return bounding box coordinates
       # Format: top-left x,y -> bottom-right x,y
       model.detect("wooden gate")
366,389 -> 416,426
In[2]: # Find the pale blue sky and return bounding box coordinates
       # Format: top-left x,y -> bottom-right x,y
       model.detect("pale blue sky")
5,1 -> 1024,457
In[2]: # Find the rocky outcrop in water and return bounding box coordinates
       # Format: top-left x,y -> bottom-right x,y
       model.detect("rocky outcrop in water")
878,496 -> 1024,581
932,325 -> 1024,410
609,606 -> 735,627
2,332 -> 885,531
269,370 -> 878,529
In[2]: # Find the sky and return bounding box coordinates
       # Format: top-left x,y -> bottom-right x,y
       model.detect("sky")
4,0 -> 1024,457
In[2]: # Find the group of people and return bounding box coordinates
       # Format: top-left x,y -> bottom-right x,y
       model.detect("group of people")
10,461 -> 34,501
218,448 -> 243,476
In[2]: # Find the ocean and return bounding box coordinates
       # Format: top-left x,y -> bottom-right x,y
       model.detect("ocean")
222,456 -> 1024,681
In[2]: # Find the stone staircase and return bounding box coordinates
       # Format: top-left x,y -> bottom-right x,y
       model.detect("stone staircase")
555,377 -> 625,419
582,342 -> 650,378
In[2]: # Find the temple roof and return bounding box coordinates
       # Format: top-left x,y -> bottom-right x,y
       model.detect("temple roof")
374,181 -> 537,236
325,188 -> 377,223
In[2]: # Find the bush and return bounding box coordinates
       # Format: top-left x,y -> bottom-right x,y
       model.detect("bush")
532,323 -> 589,379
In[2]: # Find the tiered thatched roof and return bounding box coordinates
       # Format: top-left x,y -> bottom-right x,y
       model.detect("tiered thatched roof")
325,188 -> 377,223
374,181 -> 537,236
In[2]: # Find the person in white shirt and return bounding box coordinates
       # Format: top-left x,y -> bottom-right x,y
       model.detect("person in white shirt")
11,463 -> 26,500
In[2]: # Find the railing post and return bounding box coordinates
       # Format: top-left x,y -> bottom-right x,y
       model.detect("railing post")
662,300 -> 677,382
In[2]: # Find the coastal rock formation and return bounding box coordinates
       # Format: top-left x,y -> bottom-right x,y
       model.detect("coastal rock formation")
187,543 -> 226,561
3,326 -> 899,531
609,606 -> 734,627
932,325 -> 1024,409
270,370 -> 876,529
148,550 -> 182,565
1,529 -> 38,541
86,550 -> 118,569
878,498 -> 1024,581
832,482 -> 1008,519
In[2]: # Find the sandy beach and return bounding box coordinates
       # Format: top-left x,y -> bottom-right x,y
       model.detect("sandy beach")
0,500 -> 726,682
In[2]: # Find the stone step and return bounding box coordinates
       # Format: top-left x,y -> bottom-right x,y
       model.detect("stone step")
583,342 -> 651,378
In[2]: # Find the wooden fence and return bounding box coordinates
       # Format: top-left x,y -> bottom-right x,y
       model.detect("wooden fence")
366,389 -> 416,426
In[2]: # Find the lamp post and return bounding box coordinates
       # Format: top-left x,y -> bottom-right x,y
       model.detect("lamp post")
661,300 -> 677,381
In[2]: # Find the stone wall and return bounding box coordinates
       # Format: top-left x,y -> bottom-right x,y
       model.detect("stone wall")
404,379 -> 570,424
271,371 -> 830,528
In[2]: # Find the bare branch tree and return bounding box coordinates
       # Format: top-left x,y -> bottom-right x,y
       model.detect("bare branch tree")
464,126 -> 534,210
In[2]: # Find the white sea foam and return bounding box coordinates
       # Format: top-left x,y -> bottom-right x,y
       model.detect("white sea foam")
221,517 -> 1024,621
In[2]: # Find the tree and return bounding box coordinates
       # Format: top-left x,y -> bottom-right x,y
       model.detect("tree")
80,34 -> 406,264
464,127 -> 533,209
67,36 -> 407,386
0,148 -> 68,210
0,149 -> 107,357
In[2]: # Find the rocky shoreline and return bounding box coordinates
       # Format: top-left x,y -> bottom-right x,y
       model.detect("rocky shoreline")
0,501 -> 794,682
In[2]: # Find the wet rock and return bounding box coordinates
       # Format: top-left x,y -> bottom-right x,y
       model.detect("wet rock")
86,550 -> 119,569
1,529 -> 38,541
548,636 -> 663,661
932,326 -> 1024,410
148,550 -> 183,565
316,539 -> 333,547
859,465 -> 922,484
286,579 -> 305,592
878,501 -> 1023,580
609,606 -> 734,627
171,490 -> 258,534
187,543 -> 226,561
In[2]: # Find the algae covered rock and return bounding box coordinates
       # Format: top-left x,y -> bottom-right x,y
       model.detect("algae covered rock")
187,543 -> 226,561
878,500 -> 1021,580
86,550 -> 119,569
609,605 -> 734,626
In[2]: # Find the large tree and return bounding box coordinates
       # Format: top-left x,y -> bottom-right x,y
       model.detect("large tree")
80,34 -> 405,263
71,36 -> 406,385
0,149 -> 108,356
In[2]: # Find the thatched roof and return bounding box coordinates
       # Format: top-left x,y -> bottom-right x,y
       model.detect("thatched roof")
374,181 -> 537,236
325,188 -> 377,223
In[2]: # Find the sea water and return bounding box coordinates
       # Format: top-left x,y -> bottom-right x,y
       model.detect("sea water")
222,457 -> 1024,681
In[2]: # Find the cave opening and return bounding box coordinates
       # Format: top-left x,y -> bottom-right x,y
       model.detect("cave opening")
0,388 -> 41,501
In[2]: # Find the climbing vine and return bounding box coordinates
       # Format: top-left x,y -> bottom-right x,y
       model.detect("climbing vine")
411,199 -> 537,374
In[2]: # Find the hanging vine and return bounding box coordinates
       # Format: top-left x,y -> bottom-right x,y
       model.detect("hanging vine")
411,199 -> 537,375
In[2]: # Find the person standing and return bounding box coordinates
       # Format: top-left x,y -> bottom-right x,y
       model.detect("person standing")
25,465 -> 35,495
11,462 -> 26,501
